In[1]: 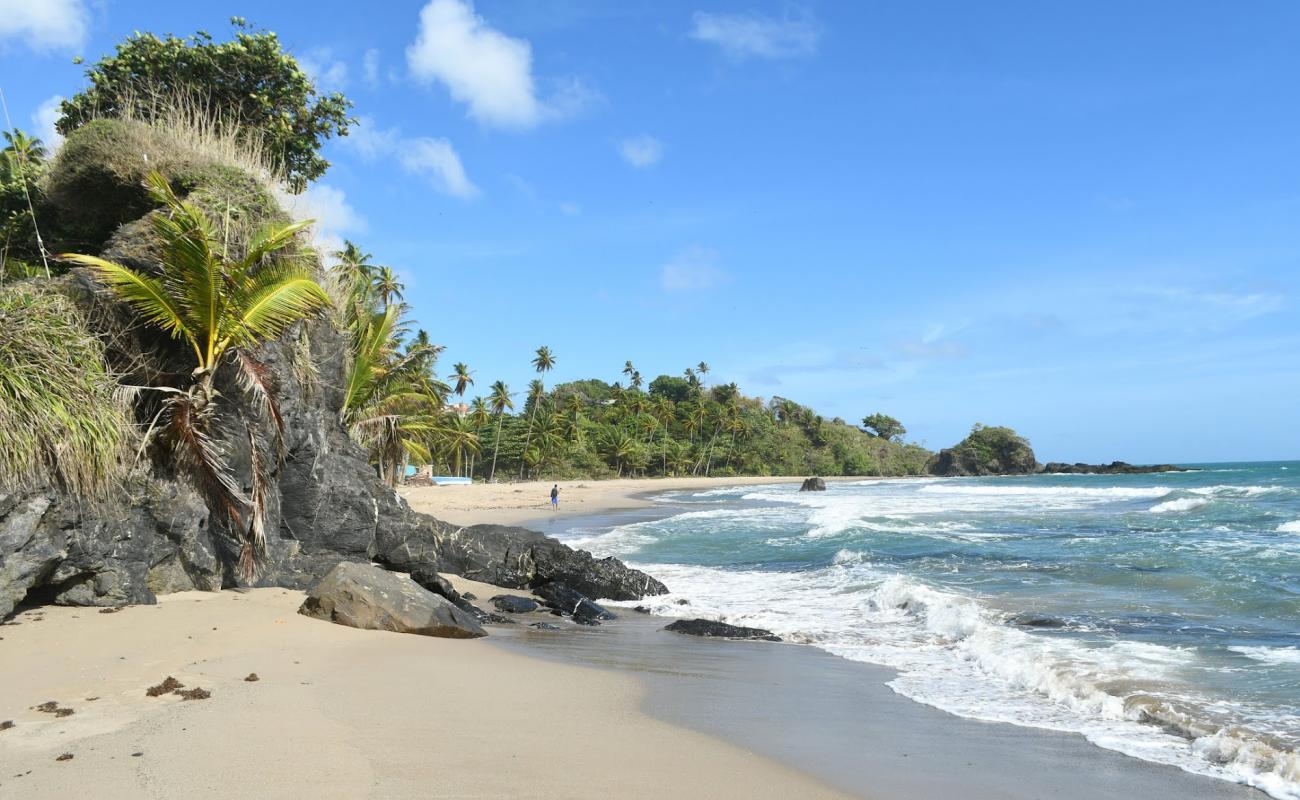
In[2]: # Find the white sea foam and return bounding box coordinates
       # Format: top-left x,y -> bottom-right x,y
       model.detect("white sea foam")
1278,521 -> 1300,533
1231,647 -> 1300,666
1150,497 -> 1212,513
616,560 -> 1300,799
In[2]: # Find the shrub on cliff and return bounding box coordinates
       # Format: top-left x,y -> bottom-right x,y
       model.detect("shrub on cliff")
56,19 -> 353,190
0,282 -> 134,496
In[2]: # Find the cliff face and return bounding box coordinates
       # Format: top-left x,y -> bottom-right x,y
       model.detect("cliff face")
927,426 -> 1038,476
0,120 -> 665,619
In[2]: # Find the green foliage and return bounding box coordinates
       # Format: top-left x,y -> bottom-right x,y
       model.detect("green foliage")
861,412 -> 906,441
449,360 -> 932,481
42,119 -> 286,256
1,129 -> 50,275
57,19 -> 353,189
648,374 -> 691,403
0,282 -> 134,497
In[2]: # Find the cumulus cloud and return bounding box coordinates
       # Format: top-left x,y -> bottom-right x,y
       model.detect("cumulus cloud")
407,0 -> 541,127
0,0 -> 88,51
406,0 -> 596,128
661,245 -> 728,292
33,95 -> 65,151
619,135 -> 663,168
689,9 -> 820,61
273,184 -> 366,258
344,115 -> 478,198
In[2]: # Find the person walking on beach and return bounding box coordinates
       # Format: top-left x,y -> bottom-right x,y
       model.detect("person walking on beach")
550,484 -> 559,510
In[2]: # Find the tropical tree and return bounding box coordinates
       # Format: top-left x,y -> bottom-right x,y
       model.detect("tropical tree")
441,413 -> 481,477
520,345 -> 555,477
487,380 -> 513,482
451,362 -> 474,400
59,170 -> 330,578
373,265 -> 404,305
861,412 -> 906,441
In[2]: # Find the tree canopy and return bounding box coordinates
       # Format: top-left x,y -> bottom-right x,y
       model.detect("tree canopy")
861,412 -> 906,441
56,19 -> 353,189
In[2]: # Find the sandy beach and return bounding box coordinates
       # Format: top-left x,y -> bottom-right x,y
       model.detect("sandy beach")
0,583 -> 843,799
400,475 -> 818,527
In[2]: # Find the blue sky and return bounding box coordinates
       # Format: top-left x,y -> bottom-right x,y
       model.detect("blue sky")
3,0 -> 1298,462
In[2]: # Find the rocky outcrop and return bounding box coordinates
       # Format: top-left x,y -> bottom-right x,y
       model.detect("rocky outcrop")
1039,461 -> 1192,475
664,618 -> 781,642
298,562 -> 485,639
0,123 -> 668,618
927,426 -> 1038,476
377,521 -> 667,602
799,477 -> 826,492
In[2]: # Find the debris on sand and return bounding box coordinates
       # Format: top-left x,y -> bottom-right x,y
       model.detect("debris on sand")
145,677 -> 183,697
244,673 -> 260,682
174,687 -> 210,701
0,720 -> 13,731
55,753 -> 73,762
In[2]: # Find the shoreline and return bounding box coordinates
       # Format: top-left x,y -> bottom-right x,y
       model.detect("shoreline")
399,474 -> 855,527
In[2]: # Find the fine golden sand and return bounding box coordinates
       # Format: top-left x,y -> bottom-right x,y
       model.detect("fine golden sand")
0,582 -> 844,799
400,475 -> 817,527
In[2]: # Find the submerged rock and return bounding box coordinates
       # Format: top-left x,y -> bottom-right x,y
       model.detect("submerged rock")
491,595 -> 541,614
664,618 -> 781,642
799,477 -> 827,492
298,562 -> 485,639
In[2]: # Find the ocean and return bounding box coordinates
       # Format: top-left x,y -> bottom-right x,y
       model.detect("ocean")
556,463 -> 1300,799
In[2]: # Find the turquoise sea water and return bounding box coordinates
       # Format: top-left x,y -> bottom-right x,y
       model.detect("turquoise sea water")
559,463 -> 1300,798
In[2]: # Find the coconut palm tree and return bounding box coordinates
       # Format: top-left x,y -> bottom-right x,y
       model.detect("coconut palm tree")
467,396 -> 490,476
451,362 -> 474,400
60,171 -> 329,579
373,265 -> 404,306
697,361 -> 710,386
1,129 -> 46,168
519,345 -> 555,478
441,413 -> 481,477
622,360 -> 636,383
487,380 -> 513,482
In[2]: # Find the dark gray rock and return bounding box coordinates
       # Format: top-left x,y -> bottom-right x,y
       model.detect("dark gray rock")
530,622 -> 563,631
484,613 -> 517,625
664,618 -> 781,642
533,582 -> 616,624
1039,461 -> 1193,475
491,595 -> 541,614
298,562 -> 485,639
799,477 -> 826,492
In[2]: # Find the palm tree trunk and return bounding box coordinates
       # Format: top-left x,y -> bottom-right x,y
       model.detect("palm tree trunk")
519,404 -> 537,479
489,415 -> 504,482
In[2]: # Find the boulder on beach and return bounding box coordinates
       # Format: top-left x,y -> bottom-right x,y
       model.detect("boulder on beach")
664,618 -> 781,642
491,595 -> 541,614
533,582 -> 616,624
799,477 -> 827,492
299,562 -> 486,639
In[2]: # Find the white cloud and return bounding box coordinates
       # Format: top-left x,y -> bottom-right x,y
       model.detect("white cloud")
559,201 -> 581,216
400,137 -> 478,198
273,183 -> 367,257
619,135 -> 663,168
689,10 -> 820,61
343,115 -> 478,198
0,0 -> 88,51
33,95 -> 65,151
363,48 -> 381,87
299,48 -> 349,91
407,0 -> 541,128
661,245 -> 728,292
